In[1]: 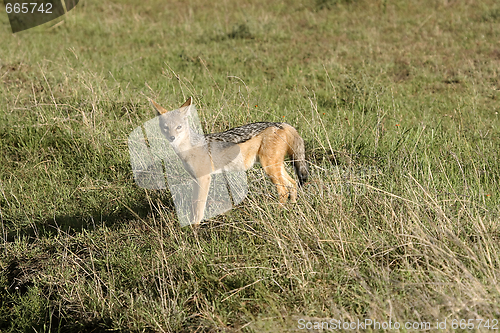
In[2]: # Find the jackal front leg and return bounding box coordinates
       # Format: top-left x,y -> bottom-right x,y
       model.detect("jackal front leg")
191,174 -> 211,225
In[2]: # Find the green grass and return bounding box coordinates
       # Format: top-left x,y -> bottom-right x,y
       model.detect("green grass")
1,0 -> 499,331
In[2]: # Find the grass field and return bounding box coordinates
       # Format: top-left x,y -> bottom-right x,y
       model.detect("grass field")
1,0 -> 499,331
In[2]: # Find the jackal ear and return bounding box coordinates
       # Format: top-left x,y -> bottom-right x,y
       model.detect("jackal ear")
180,97 -> 192,108
178,97 -> 192,117
150,99 -> 168,115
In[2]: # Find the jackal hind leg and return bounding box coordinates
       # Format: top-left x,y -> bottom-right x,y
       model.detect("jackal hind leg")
260,156 -> 293,204
282,169 -> 297,203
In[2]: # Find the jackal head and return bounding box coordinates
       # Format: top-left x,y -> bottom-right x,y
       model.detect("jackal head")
150,97 -> 192,147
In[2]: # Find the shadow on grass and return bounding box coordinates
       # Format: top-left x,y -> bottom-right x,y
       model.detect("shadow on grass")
3,190 -> 176,243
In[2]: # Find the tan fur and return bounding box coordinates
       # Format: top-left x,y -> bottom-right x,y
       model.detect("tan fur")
238,126 -> 299,203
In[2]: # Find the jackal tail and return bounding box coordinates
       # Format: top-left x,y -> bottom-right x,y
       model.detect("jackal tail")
284,124 -> 308,186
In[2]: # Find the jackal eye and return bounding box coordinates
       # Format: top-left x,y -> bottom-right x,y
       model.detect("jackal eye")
164,126 -> 169,131
176,125 -> 182,130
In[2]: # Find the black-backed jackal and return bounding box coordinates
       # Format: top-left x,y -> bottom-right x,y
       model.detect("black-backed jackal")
151,97 -> 308,226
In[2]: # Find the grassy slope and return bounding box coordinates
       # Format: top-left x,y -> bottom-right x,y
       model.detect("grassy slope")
0,0 -> 499,331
